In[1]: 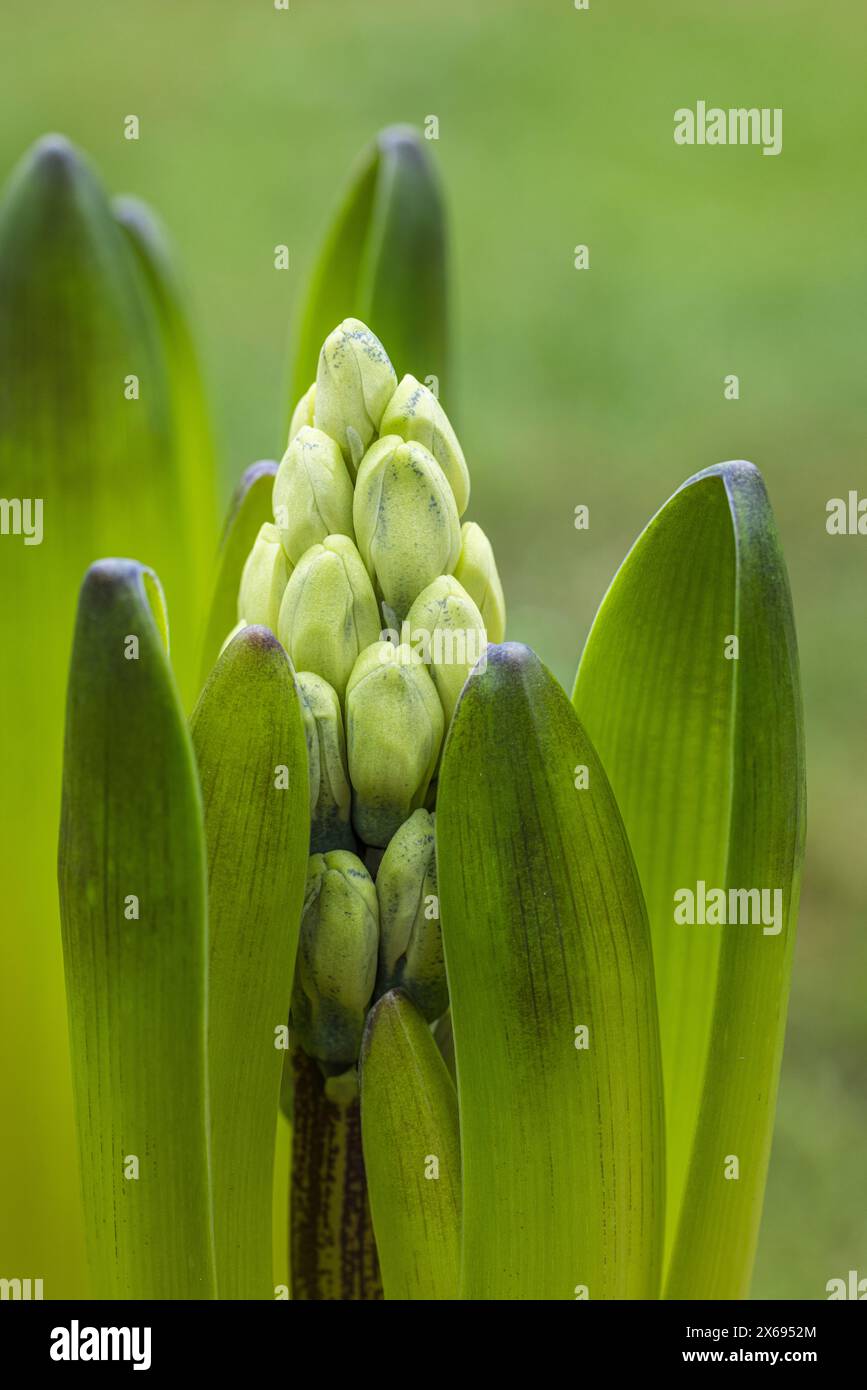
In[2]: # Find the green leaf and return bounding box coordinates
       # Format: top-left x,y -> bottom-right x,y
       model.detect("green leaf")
0,136 -> 211,1294
359,990 -> 460,1300
437,644 -> 665,1301
191,624 -> 309,1299
198,461 -> 278,689
115,193 -> 217,696
572,462 -> 805,1297
289,126 -> 449,415
58,560 -> 215,1299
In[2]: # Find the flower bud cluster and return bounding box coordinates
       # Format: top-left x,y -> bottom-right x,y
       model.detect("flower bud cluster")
230,318 -> 506,1065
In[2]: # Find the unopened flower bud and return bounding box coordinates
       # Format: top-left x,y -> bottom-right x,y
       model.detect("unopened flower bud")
273,426 -> 355,564
288,381 -> 316,442
292,851 -> 379,1069
277,535 -> 380,701
313,318 -> 397,474
375,809 -> 446,1022
237,522 -> 292,632
296,671 -> 353,853
406,575 -> 487,723
297,676 -> 321,821
380,374 -> 470,515
346,642 -> 444,847
453,520 -> 506,644
353,436 -> 461,622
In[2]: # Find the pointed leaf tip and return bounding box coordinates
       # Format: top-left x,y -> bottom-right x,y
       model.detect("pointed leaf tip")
289,125 -> 449,414
23,132 -> 84,183
199,461 -> 279,688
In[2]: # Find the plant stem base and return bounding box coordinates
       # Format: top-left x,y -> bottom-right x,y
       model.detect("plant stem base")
289,1047 -> 382,1300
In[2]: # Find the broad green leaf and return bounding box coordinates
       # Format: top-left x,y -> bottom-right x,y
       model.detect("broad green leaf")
360,990 -> 460,1300
0,135 -> 209,1294
191,624 -> 309,1299
198,460 -> 278,689
437,644 -> 665,1301
572,462 -> 805,1297
573,467 -> 734,1261
289,125 -> 449,416
58,560 -> 215,1299
667,467 -> 805,1298
115,193 -> 217,697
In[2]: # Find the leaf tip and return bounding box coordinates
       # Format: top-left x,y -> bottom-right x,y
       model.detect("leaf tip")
238,458 -> 279,492
377,124 -> 427,166
483,640 -> 537,671
76,558 -> 169,652
24,132 -> 85,187
235,622 -> 283,654
79,556 -> 151,604
359,986 -> 405,1068
461,640 -> 541,699
683,458 -> 764,494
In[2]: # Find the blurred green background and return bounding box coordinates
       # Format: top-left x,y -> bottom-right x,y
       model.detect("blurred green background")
1,0 -> 864,1298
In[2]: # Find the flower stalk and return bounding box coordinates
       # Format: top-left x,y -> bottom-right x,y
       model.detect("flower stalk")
289,1049 -> 382,1301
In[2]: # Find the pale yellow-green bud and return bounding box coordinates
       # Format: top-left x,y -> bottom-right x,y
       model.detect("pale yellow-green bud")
313,318 -> 397,475
345,642 -> 444,847
273,426 -> 355,564
277,535 -> 381,702
237,521 -> 292,632
292,851 -> 379,1068
453,520 -> 506,644
288,381 -> 316,443
375,809 -> 446,1022
380,374 -> 470,515
353,436 -> 461,622
296,671 -> 353,853
406,575 -> 487,723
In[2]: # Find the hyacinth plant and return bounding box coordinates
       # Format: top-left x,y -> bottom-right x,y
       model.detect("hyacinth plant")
0,122 -> 445,1295
48,133 -> 804,1301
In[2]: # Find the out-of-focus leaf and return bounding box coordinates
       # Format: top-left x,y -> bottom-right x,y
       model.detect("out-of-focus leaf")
360,990 -> 460,1301
289,126 -> 448,417
58,560 -> 215,1299
0,135 -> 209,1293
115,193 -> 217,694
191,625 -> 309,1299
199,461 -> 278,688
437,644 -> 664,1301
573,462 -> 805,1297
